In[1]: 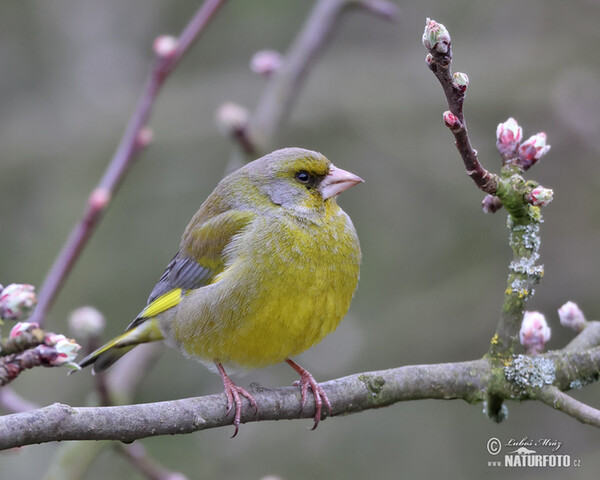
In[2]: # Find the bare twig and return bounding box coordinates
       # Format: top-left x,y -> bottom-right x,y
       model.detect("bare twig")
537,385 -> 600,428
226,0 -> 398,167
30,0 -> 229,327
117,443 -> 187,480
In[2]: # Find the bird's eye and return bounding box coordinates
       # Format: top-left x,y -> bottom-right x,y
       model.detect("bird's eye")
295,171 -> 312,184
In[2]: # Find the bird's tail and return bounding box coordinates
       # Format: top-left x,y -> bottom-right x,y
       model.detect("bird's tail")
78,318 -> 164,374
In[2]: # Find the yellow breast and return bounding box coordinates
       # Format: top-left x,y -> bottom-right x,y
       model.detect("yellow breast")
166,206 -> 360,369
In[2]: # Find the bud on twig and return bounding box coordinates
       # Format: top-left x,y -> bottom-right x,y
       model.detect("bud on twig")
518,132 -> 550,170
69,306 -> 106,338
519,311 -> 551,354
422,18 -> 451,54
443,111 -> 459,129
527,186 -> 553,207
215,102 -> 250,136
250,50 -> 283,78
452,72 -> 469,91
153,35 -> 179,59
0,284 -> 37,321
496,117 -> 523,156
558,301 -> 586,332
482,195 -> 503,214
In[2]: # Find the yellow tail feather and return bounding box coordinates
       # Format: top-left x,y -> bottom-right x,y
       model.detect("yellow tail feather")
78,318 -> 164,373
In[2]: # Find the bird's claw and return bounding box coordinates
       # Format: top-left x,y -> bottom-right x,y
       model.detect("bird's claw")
287,359 -> 332,430
218,363 -> 258,437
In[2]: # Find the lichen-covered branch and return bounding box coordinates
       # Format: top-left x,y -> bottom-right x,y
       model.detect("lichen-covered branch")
4,343 -> 600,450
0,361 -> 490,450
29,0 -> 228,327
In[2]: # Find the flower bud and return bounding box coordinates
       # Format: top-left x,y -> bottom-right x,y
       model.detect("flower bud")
558,301 -> 586,332
215,102 -> 249,136
9,321 -> 39,338
0,284 -> 37,321
518,132 -> 550,170
250,50 -> 283,78
519,311 -> 551,354
496,117 -> 523,156
443,111 -> 459,128
425,53 -> 434,66
69,306 -> 106,338
422,18 -> 451,54
453,72 -> 469,90
88,188 -> 111,212
482,195 -> 503,214
527,186 -> 553,207
153,35 -> 178,59
136,127 -> 154,150
53,337 -> 82,365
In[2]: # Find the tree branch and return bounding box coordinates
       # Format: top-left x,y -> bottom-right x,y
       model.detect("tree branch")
30,0 -> 229,327
225,0 -> 398,167
536,385 -> 600,429
0,360 -> 490,450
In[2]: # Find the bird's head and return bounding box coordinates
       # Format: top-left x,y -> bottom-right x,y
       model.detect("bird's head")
243,148 -> 363,215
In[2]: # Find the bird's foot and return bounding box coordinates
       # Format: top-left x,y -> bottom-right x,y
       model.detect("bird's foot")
216,363 -> 258,437
286,358 -> 332,430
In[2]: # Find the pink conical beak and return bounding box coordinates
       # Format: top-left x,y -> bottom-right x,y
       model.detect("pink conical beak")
319,165 -> 364,200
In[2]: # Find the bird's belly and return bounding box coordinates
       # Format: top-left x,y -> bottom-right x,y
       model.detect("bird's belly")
169,264 -> 356,368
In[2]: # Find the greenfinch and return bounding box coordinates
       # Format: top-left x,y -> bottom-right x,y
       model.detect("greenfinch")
79,147 -> 362,435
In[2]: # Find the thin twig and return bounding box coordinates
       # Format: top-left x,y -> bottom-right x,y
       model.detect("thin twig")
226,0 -> 398,168
30,0 -> 229,327
537,385 -> 600,428
117,443 -> 187,480
423,20 -> 498,194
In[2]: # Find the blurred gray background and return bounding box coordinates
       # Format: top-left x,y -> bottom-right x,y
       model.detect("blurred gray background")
2,0 -> 600,478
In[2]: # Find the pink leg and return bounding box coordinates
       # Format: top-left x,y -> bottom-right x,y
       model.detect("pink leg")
216,363 -> 258,437
286,358 -> 332,430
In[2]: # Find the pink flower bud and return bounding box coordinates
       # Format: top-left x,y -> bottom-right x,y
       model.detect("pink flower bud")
0,284 -> 37,321
482,195 -> 503,214
518,132 -> 550,170
250,50 -> 283,78
153,35 -> 178,59
443,111 -> 459,128
69,306 -> 106,337
9,321 -> 39,338
527,186 -> 553,207
88,188 -> 111,212
558,301 -> 586,332
136,127 -> 154,149
519,311 -> 551,354
425,53 -> 434,66
422,18 -> 451,54
53,338 -> 82,365
453,72 -> 469,90
496,117 -> 523,156
215,102 -> 249,135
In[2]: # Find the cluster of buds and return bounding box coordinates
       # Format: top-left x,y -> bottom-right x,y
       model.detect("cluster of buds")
8,322 -> 81,369
496,117 -> 551,170
519,311 -> 551,354
250,50 -> 282,78
558,301 -> 586,332
0,284 -> 37,321
422,18 -> 451,55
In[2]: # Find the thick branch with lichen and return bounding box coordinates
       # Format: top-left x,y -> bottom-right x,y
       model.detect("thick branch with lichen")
3,335 -> 600,450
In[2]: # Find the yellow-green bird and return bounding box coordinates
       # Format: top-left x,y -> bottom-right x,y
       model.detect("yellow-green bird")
79,147 -> 362,435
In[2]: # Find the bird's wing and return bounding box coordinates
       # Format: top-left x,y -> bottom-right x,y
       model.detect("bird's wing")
126,209 -> 256,330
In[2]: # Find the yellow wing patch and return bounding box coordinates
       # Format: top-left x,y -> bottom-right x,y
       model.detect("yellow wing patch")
139,288 -> 182,319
